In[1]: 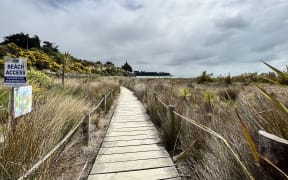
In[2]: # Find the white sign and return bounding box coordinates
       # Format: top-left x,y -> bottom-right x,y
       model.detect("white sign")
4,58 -> 27,86
14,86 -> 32,118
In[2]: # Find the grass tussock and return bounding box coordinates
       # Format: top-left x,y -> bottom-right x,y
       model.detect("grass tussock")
1,92 -> 89,178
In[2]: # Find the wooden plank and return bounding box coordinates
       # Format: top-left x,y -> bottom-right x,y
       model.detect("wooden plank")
113,112 -> 144,114
90,158 -> 174,174
109,124 -> 155,129
111,121 -> 152,125
112,114 -> 146,117
110,122 -> 153,128
99,144 -> 165,155
96,150 -> 169,163
104,134 -> 158,141
106,130 -> 157,137
107,126 -> 156,133
112,117 -> 147,121
101,138 -> 160,148
112,119 -> 147,122
88,167 -> 179,180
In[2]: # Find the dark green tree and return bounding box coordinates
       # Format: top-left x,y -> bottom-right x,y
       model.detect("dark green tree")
121,61 -> 132,72
42,41 -> 59,52
224,73 -> 232,84
196,71 -> 214,83
105,61 -> 114,66
2,32 -> 40,49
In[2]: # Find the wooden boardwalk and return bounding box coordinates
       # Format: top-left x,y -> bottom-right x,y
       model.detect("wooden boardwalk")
88,87 -> 180,180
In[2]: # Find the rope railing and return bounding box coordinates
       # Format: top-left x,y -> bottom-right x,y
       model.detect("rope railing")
148,91 -> 254,180
147,92 -> 169,108
89,97 -> 104,114
18,90 -> 114,180
155,96 -> 169,109
173,111 -> 254,180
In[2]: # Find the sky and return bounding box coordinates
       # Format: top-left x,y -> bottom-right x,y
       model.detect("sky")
0,0 -> 288,77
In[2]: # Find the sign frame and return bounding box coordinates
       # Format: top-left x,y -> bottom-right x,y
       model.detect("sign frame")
13,85 -> 32,118
4,57 -> 27,87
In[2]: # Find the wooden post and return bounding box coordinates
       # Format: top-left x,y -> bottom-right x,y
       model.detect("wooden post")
104,94 -> 107,113
83,113 -> 90,146
62,60 -> 65,86
167,105 -> 176,144
153,92 -> 157,102
144,90 -> 147,102
258,130 -> 288,178
8,87 -> 15,132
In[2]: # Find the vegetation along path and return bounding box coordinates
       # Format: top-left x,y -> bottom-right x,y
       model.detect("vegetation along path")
88,87 -> 180,180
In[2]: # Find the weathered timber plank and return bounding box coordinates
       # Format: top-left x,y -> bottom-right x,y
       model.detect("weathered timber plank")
109,123 -> 154,129
106,130 -> 157,137
104,134 -> 158,141
88,167 -> 179,180
99,144 -> 165,155
101,138 -> 160,148
90,157 -> 174,174
96,150 -> 169,163
111,119 -> 148,123
110,121 -> 153,126
107,126 -> 156,133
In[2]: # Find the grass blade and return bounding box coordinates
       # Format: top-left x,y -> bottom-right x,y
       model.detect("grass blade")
235,109 -> 260,164
262,61 -> 288,80
260,154 -> 288,179
255,85 -> 288,117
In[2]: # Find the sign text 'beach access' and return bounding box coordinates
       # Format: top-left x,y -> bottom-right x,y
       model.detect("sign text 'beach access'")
4,58 -> 27,86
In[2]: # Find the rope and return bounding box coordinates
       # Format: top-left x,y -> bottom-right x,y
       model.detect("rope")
89,97 -> 104,114
155,96 -> 169,108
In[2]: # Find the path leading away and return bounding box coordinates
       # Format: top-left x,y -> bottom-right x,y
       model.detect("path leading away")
88,87 -> 180,180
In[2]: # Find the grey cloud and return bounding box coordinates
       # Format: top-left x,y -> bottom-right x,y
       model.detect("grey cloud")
168,52 -> 214,66
118,0 -> 143,11
251,38 -> 287,52
204,32 -> 234,46
215,16 -> 250,30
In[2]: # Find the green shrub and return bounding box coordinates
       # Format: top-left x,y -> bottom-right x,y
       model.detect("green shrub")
0,88 -> 9,123
224,74 -> 232,84
196,71 -> 214,83
218,88 -> 239,101
27,69 -> 52,91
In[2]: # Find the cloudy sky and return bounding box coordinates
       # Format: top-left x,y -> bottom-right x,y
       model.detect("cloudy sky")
1,0 -> 288,76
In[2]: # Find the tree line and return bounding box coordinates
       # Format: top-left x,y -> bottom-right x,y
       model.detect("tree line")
0,32 -> 133,76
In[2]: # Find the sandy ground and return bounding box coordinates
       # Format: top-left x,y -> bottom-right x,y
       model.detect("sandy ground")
44,97 -> 118,180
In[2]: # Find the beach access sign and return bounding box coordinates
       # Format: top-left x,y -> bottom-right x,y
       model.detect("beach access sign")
14,86 -> 32,118
4,58 -> 27,86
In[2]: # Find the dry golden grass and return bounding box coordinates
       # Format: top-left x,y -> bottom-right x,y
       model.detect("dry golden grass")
1,92 -> 89,178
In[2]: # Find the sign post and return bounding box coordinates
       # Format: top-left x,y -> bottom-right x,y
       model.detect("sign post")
4,57 -> 28,131
8,88 -> 15,131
